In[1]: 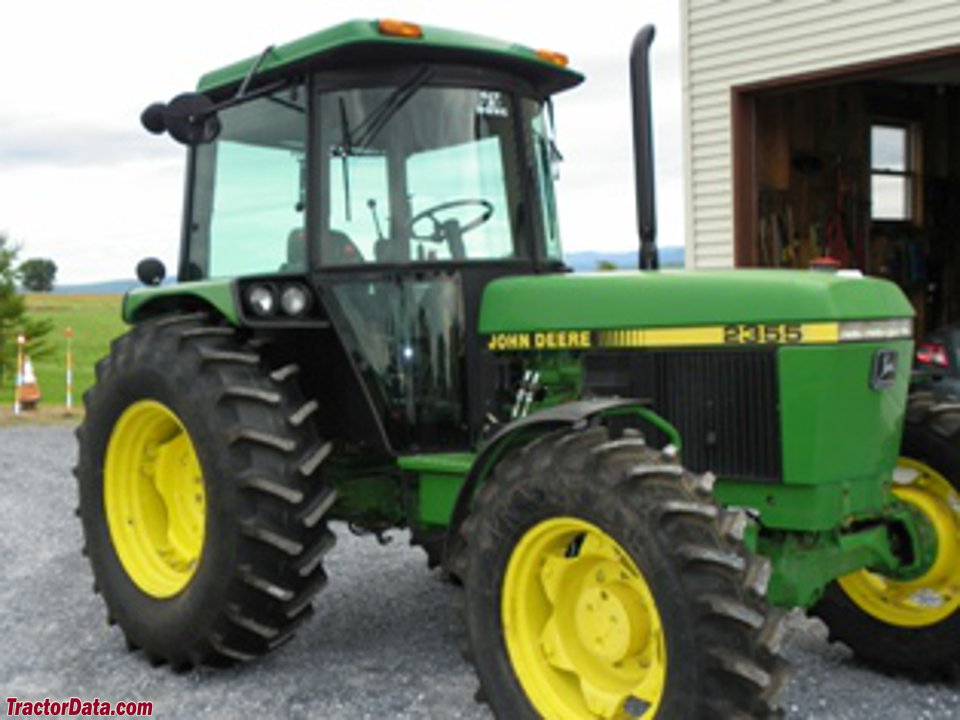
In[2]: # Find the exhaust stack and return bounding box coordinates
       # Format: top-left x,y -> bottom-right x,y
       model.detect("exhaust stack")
630,25 -> 658,270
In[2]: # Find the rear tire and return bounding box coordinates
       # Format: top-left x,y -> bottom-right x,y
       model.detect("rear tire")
813,393 -> 960,677
76,313 -> 337,667
458,426 -> 787,719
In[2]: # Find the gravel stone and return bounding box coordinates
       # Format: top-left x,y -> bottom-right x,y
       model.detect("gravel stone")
1,426 -> 957,718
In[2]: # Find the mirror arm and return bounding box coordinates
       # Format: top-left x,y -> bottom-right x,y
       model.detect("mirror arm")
211,78 -> 290,117
237,45 -> 277,99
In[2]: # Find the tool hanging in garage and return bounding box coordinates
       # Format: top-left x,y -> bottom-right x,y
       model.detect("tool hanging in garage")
824,161 -> 852,267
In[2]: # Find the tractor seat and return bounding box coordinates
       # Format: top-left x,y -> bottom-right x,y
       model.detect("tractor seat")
322,230 -> 364,265
280,229 -> 366,270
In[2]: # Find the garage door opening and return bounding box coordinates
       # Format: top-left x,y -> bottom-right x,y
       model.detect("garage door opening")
733,48 -> 960,335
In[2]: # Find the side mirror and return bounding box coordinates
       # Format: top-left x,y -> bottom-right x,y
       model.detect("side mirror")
136,258 -> 167,287
141,103 -> 167,134
140,92 -> 221,145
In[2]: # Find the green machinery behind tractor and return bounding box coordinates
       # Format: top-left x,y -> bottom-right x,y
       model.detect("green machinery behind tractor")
76,18 -> 960,719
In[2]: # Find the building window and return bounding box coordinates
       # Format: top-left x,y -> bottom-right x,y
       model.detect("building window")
870,123 -> 916,222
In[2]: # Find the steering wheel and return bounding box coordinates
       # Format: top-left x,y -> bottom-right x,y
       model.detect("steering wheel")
409,199 -> 494,243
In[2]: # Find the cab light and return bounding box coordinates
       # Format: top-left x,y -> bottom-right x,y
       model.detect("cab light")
246,284 -> 277,318
536,48 -> 570,67
280,284 -> 312,317
378,19 -> 423,39
838,318 -> 913,342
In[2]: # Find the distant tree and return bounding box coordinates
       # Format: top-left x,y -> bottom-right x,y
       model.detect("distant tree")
19,257 -> 58,292
0,235 -> 52,388
596,260 -> 619,271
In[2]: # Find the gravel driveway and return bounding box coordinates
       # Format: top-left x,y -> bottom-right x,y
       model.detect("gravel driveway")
1,425 -> 957,718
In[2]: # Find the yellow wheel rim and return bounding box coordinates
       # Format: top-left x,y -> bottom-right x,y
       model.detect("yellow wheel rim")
503,517 -> 666,720
104,400 -> 206,599
838,457 -> 960,628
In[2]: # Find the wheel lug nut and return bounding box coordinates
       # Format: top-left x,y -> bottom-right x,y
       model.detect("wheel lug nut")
624,696 -> 650,718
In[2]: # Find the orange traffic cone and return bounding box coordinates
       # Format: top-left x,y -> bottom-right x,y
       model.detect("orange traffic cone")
17,356 -> 42,411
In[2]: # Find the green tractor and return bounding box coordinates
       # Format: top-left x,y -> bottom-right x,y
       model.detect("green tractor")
76,18 -> 959,719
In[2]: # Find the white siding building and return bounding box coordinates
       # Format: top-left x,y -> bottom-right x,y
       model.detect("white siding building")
681,0 -> 960,273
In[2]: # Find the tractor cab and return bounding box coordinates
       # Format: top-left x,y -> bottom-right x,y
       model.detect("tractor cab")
135,19 -> 583,453
183,66 -> 567,276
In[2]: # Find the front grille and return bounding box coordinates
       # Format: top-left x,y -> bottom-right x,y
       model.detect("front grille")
584,349 -> 782,482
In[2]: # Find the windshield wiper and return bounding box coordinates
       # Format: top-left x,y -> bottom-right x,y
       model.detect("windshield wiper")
334,66 -> 433,220
346,66 -> 434,152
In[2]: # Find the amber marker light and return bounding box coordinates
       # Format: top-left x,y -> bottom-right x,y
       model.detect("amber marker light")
378,19 -> 424,39
536,48 -> 569,67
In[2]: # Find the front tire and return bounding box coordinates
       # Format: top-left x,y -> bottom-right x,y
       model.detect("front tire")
76,313 -> 337,668
813,393 -> 960,677
458,426 -> 787,719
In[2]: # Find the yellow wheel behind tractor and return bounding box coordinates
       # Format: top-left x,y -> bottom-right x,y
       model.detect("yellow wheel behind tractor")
814,393 -> 960,676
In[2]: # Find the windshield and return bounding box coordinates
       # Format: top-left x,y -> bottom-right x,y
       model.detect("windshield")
317,78 -> 526,265
182,76 -> 554,279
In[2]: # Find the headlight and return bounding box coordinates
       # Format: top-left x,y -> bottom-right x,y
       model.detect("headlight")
246,284 -> 277,317
280,284 -> 312,317
838,318 -> 913,342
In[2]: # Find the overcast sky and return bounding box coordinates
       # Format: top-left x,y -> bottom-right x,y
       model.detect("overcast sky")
0,1 -> 683,284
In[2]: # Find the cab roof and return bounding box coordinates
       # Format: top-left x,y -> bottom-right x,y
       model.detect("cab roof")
197,18 -> 584,97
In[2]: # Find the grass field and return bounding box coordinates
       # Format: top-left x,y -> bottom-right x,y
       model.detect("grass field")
1,295 -> 128,415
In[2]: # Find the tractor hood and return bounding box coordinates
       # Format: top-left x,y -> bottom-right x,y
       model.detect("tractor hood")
479,269 -> 913,337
